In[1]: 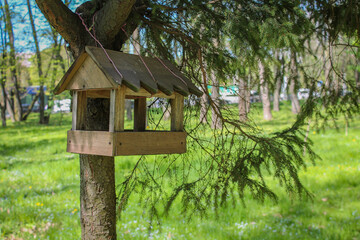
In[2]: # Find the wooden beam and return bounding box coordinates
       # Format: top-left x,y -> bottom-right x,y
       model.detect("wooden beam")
72,91 -> 78,130
171,93 -> 184,131
67,130 -> 114,156
86,88 -> 176,99
77,91 -> 87,130
114,131 -> 186,155
72,91 -> 87,130
67,130 -> 186,156
87,90 -> 110,98
109,87 -> 125,132
134,98 -> 146,131
125,88 -> 175,99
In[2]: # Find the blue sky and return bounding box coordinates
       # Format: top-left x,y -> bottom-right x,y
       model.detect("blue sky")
8,0 -> 83,53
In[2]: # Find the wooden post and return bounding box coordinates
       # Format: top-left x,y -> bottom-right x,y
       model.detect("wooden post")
109,86 -> 125,132
72,91 -> 87,130
134,98 -> 146,131
171,93 -> 184,131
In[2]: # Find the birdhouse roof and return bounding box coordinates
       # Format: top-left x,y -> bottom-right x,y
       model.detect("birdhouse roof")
54,46 -> 202,97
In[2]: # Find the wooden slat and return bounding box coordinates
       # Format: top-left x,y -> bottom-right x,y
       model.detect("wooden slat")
67,130 -> 114,156
66,57 -> 115,91
109,89 -> 116,132
109,87 -> 126,132
67,130 -> 186,156
114,86 -> 125,131
72,91 -> 78,130
54,52 -> 88,95
171,93 -> 184,131
76,91 -> 87,130
87,90 -> 110,98
125,88 -> 175,99
134,98 -> 147,131
114,131 -> 186,155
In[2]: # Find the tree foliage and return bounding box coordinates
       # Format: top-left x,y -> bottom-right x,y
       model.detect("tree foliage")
32,0 -> 360,227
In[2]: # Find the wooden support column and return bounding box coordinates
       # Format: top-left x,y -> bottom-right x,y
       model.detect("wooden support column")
72,91 -> 87,130
134,98 -> 147,131
109,86 -> 125,132
171,93 -> 184,131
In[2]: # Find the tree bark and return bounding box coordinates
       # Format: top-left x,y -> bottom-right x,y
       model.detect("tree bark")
238,77 -> 248,121
80,98 -> 116,240
4,0 -> 22,122
27,0 -> 46,124
258,59 -> 272,120
273,51 -> 282,112
289,51 -> 300,114
211,71 -> 222,129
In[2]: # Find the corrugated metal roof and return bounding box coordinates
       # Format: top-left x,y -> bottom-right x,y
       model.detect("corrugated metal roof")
55,46 -> 202,97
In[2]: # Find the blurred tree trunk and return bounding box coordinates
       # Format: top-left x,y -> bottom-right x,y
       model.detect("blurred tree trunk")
4,0 -> 22,121
289,51 -> 300,114
273,51 -> 283,112
200,82 -> 208,124
27,0 -> 46,124
0,60 -> 6,127
211,70 -> 222,129
355,55 -> 360,88
258,59 -> 272,120
126,100 -> 132,121
246,72 -> 251,113
238,77 -> 248,121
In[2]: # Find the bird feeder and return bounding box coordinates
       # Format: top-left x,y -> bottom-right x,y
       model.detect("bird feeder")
54,46 -> 202,156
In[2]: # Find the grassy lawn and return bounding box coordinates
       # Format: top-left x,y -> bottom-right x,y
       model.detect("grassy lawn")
0,103 -> 359,239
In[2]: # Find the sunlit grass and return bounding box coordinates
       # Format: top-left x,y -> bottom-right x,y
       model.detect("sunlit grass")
0,104 -> 359,239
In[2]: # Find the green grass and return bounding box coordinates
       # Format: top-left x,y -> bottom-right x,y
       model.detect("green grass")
0,106 -> 359,239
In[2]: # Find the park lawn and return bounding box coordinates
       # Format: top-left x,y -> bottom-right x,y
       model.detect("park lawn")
0,105 -> 359,240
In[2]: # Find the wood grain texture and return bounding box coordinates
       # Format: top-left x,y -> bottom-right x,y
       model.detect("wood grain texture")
66,56 -> 115,91
72,91 -> 78,130
114,131 -> 186,155
76,91 -> 87,130
67,130 -> 115,156
67,130 -> 186,156
87,90 -> 111,98
109,87 -> 125,132
125,88 -> 175,99
171,93 -> 184,131
134,98 -> 147,131
55,53 -> 88,94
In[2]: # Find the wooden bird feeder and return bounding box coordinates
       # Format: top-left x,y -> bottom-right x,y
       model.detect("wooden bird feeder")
54,46 -> 202,156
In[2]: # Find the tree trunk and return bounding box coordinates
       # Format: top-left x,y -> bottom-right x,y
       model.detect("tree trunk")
273,52 -> 282,112
34,0 -> 144,238
0,81 -> 6,127
80,98 -> 116,240
258,59 -> 272,120
289,51 -> 300,114
238,77 -> 248,121
4,0 -> 22,121
355,58 -> 360,88
27,0 -> 46,124
211,71 -> 222,129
